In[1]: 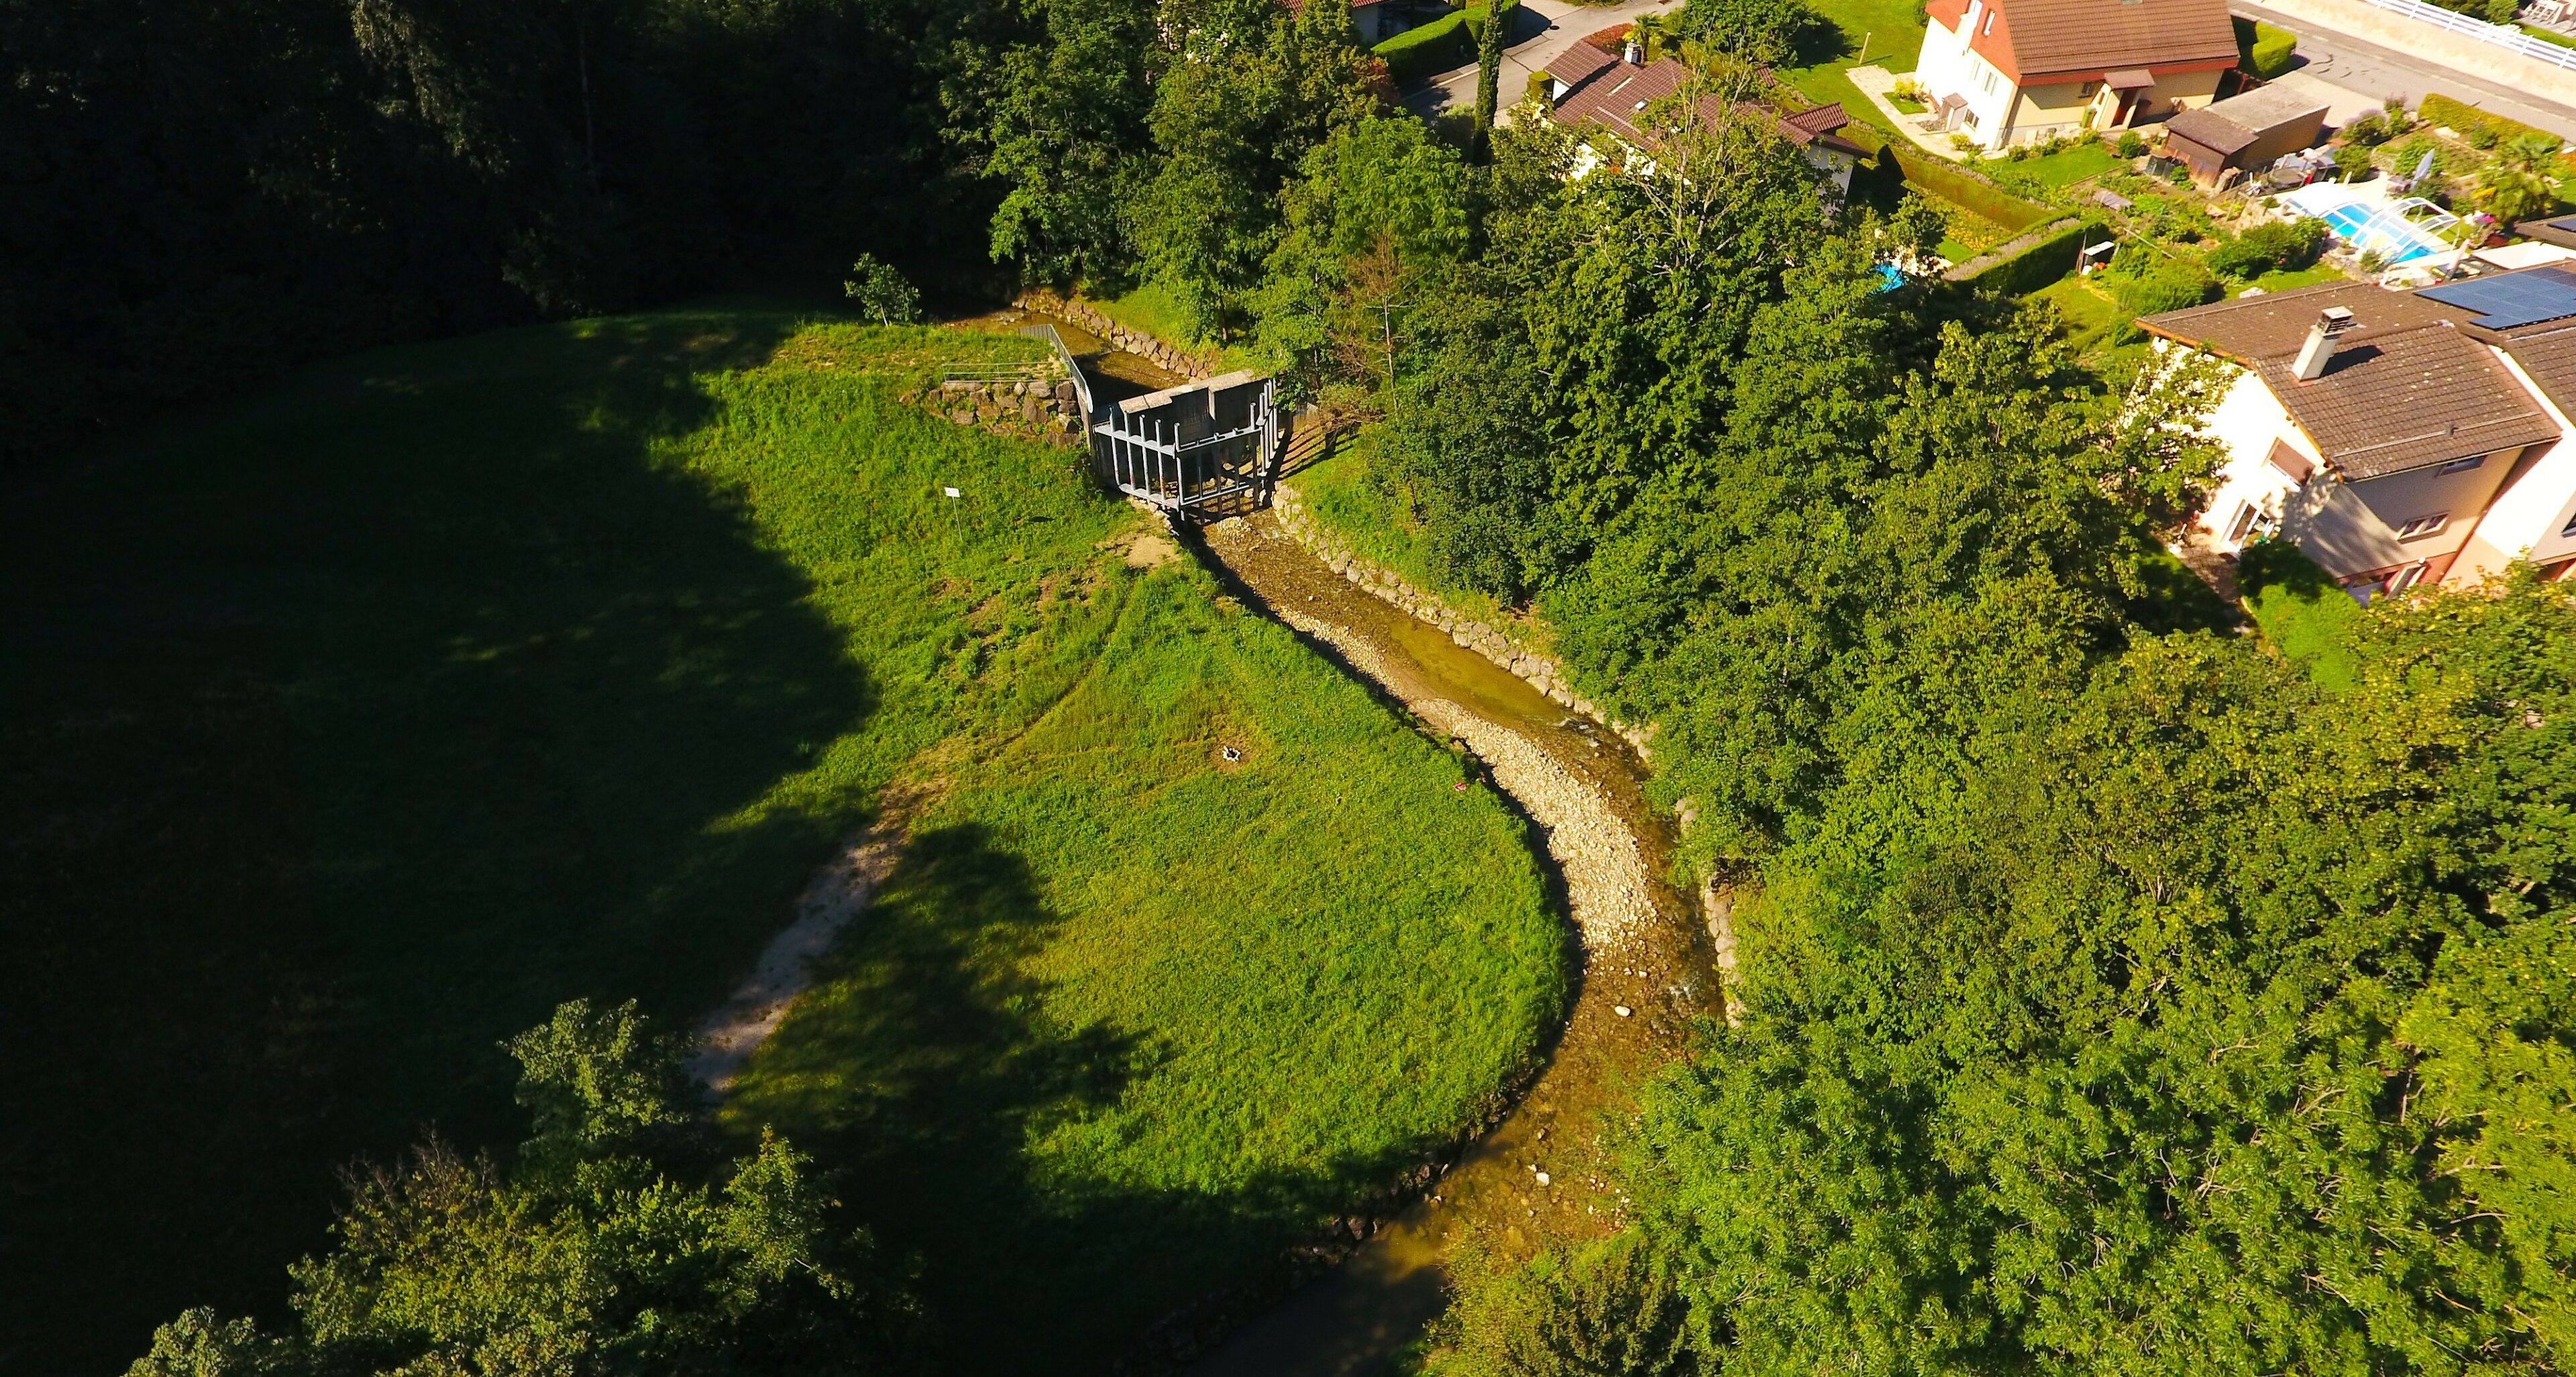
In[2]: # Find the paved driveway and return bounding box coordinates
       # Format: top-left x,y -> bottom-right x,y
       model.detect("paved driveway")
2233,0 -> 2576,138
1402,0 -> 1686,120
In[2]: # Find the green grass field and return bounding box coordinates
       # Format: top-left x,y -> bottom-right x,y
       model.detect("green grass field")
1,303 -> 1562,1374
1782,0 -> 1929,134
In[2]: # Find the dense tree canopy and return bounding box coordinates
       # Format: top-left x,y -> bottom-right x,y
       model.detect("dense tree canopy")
2,0 -> 1015,467
125,1001 -> 915,1377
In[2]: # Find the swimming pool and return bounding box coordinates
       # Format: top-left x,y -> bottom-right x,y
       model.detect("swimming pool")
2311,198 -> 2459,266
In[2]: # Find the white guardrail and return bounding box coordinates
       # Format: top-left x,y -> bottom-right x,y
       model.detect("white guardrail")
2338,0 -> 2576,70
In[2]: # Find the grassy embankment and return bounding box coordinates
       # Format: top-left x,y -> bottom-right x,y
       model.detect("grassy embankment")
1,305 -> 1563,1376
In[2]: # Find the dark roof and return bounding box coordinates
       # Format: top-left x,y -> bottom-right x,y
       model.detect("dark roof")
2141,281 -> 2560,480
2422,264 -> 2576,329
1550,58 -> 1868,159
2163,106 -> 2260,157
1543,42 -> 1618,89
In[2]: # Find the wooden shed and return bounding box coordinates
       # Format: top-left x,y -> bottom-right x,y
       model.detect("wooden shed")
2161,85 -> 2329,188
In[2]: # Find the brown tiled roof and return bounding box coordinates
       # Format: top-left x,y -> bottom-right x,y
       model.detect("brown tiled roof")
2486,319 -> 2576,419
1553,57 -> 1687,143
1551,58 -> 1867,158
1543,42 -> 1619,89
2163,106 -> 2259,157
1966,0 -> 2239,83
2142,282 -> 2559,480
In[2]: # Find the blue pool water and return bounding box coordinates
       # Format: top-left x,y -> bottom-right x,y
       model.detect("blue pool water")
2319,203 -> 2444,264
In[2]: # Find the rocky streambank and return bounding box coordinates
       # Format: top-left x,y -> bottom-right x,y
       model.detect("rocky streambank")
1179,510 -> 1716,1377
1268,483 -> 1654,760
1013,291 -> 1219,380
898,374 -> 1086,446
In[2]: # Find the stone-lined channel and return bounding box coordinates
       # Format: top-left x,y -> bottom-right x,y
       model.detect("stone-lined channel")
1181,511 -> 1719,1377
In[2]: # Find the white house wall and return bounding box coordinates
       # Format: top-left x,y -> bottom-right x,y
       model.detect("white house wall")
1913,9 -> 2019,148
2194,364 -> 2318,552
2455,347 -> 2576,580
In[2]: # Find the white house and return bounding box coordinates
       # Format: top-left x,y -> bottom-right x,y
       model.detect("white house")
1912,0 -> 2239,151
2144,276 -> 2576,593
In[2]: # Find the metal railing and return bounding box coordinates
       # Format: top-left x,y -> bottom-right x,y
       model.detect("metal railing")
939,359 -> 1061,384
2329,0 -> 2576,70
1017,324 -> 1093,424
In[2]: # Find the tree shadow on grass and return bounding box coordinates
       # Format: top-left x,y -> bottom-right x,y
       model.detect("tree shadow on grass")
0,305 -> 876,1374
730,822 -> 1449,1376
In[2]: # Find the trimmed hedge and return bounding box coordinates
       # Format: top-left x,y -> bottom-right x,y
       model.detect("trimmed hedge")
1891,149 -> 2056,232
2233,16 -> 2297,79
1966,217 -> 2104,295
2422,92 -> 2563,151
1375,7 -> 1482,84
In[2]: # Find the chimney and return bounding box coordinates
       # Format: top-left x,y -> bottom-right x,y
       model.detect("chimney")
1623,37 -> 1642,64
2292,307 -> 2357,381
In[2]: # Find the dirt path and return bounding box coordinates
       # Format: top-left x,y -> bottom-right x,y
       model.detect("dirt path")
1187,513 -> 1717,1377
688,820 -> 908,1092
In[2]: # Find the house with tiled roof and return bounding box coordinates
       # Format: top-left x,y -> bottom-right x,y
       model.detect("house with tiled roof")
2143,276 -> 2576,594
1536,52 -> 1869,191
1911,0 -> 2238,152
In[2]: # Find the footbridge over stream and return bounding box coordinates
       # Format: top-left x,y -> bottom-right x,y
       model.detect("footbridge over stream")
1022,323 -> 1304,521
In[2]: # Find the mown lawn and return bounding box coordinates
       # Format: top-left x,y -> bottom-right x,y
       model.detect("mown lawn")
1,305 -> 1562,1375
1781,0 -> 1929,132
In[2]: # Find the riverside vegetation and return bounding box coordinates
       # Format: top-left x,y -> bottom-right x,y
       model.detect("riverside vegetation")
5,310 -> 1563,1374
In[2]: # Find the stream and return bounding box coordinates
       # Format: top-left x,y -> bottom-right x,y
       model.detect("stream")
939,309 -> 1721,1370
1183,511 -> 1719,1376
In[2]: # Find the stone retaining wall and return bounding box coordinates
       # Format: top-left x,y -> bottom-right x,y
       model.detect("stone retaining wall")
899,374 -> 1085,447
1016,290 -> 1217,380
1271,482 -> 1654,759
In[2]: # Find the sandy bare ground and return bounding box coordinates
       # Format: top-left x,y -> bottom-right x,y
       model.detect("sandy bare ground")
688,821 -> 908,1092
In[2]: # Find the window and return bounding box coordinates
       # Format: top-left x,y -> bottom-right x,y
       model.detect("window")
2436,455 -> 2486,475
2395,513 -> 2450,540
2226,502 -> 2259,542
2561,509 -> 2576,538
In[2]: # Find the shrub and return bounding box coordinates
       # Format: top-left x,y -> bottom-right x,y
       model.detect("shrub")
1671,0 -> 1837,64
2108,250 -> 2218,315
1374,11 -> 1478,85
1968,217 -> 2103,295
2117,130 -> 2147,158
2233,15 -> 2298,79
2333,142 -> 2378,179
2422,92 -> 2561,154
2206,218 -> 2329,279
2343,110 -> 2390,146
843,254 -> 921,323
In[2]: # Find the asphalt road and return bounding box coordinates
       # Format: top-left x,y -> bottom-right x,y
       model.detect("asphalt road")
2232,0 -> 2576,138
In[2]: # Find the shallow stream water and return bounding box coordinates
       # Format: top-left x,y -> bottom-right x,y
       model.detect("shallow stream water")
1184,513 -> 1719,1377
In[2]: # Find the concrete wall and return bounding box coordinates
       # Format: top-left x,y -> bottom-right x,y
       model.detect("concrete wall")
2247,0 -> 2576,107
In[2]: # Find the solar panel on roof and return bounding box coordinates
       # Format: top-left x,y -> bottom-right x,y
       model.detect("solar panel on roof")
2420,265 -> 2576,329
